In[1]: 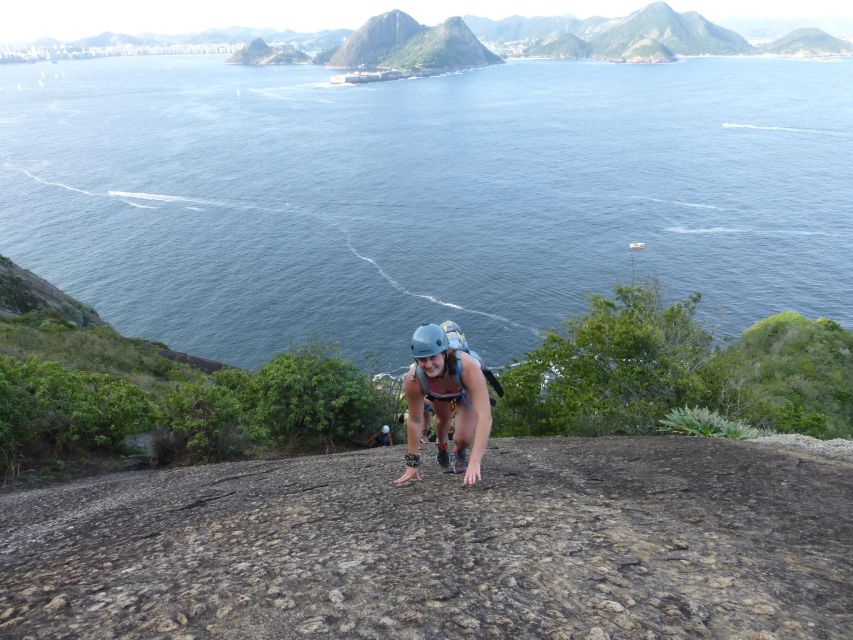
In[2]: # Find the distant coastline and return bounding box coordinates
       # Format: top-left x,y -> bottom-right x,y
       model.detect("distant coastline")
5,3 -> 853,67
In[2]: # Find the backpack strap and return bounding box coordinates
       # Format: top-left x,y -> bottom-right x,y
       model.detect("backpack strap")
482,367 -> 504,397
412,354 -> 466,404
413,364 -> 429,396
451,356 -> 463,389
452,356 -> 471,408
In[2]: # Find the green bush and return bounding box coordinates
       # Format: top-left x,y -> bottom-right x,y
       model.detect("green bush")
213,367 -> 257,413
0,354 -> 157,480
158,382 -> 261,464
1,356 -> 28,480
494,282 -> 715,436
14,357 -> 155,450
704,312 -> 852,438
252,342 -> 389,450
658,406 -> 753,439
77,374 -> 155,447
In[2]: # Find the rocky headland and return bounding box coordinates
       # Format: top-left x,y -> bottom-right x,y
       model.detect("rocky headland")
0,256 -> 102,327
2,436 -> 851,639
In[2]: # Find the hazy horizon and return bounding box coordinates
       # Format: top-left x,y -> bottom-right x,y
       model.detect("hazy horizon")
4,1 -> 853,44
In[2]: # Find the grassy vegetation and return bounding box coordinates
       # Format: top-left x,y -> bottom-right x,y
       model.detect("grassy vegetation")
658,407 -> 755,440
0,310 -> 206,396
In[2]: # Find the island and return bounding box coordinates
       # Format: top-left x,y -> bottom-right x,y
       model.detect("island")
225,38 -> 311,65
325,10 -> 502,84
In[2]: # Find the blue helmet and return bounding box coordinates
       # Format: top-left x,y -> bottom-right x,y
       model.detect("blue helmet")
410,323 -> 449,358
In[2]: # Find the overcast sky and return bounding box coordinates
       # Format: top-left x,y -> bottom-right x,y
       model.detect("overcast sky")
3,1 -> 852,43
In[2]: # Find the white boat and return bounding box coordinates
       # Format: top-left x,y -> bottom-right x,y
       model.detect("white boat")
629,242 -> 646,249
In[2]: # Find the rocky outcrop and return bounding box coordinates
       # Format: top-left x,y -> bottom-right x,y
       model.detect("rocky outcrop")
328,11 -> 501,72
382,17 -> 502,70
1,436 -> 850,638
0,255 -> 102,327
328,10 -> 425,68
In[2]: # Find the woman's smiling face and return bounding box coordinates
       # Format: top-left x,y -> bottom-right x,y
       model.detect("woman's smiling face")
415,351 -> 445,378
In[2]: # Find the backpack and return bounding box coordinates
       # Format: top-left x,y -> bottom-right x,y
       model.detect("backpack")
413,321 -> 504,404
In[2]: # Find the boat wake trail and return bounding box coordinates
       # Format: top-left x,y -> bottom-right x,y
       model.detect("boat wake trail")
631,196 -> 722,210
107,190 -> 229,208
722,122 -> 853,138
6,166 -> 231,211
666,226 -> 744,234
121,200 -> 157,209
666,226 -> 834,237
344,237 -> 539,335
7,168 -> 540,334
7,164 -> 99,197
107,190 -> 287,213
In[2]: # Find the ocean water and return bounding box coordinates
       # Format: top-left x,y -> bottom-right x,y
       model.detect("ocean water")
1,55 -> 852,372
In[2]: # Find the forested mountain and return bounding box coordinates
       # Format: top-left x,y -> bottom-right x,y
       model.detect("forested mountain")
525,33 -> 592,59
587,2 -> 754,57
466,1 -> 755,62
761,28 -> 853,55
621,37 -> 677,63
381,17 -> 502,69
226,38 -> 311,64
328,10 -> 500,71
75,32 -> 144,47
461,15 -> 588,42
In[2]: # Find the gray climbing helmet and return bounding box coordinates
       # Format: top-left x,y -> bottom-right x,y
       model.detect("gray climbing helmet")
410,323 -> 449,358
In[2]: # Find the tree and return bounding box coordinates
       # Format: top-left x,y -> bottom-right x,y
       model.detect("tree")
495,283 -> 715,435
158,382 -> 253,463
252,342 -> 389,451
704,312 -> 852,438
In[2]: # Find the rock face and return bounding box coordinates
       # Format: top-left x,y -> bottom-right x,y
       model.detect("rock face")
1,437 -> 851,638
328,10 -> 425,67
381,17 -> 503,70
0,255 -> 102,327
328,10 -> 501,71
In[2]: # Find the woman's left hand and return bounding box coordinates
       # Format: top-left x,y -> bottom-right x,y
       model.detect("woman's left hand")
463,461 -> 482,486
394,466 -> 422,486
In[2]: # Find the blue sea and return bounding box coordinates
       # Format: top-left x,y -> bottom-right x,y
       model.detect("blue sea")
1,55 -> 852,372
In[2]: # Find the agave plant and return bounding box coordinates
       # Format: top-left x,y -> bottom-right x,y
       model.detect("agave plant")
659,406 -> 753,440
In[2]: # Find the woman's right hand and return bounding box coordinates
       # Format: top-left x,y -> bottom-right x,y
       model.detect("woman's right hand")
394,466 -> 422,486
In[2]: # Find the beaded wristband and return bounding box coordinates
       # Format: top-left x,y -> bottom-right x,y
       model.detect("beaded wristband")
404,453 -> 421,468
